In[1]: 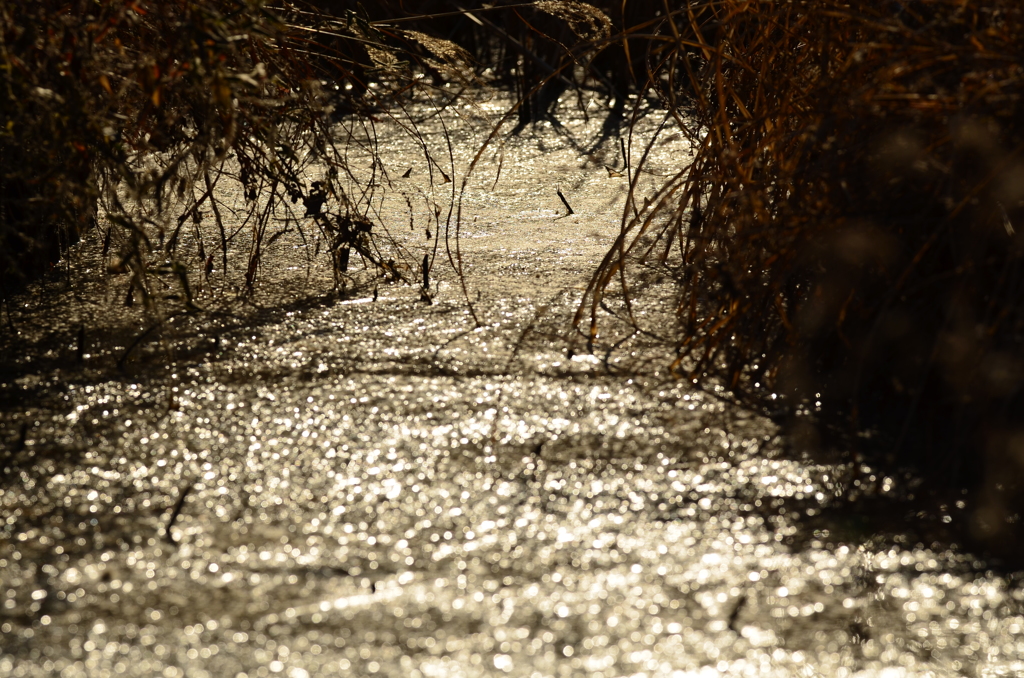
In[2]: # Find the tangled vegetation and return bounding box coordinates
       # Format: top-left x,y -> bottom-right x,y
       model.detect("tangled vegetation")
0,0 -> 474,306
578,0 -> 1024,557
0,0 -> 623,308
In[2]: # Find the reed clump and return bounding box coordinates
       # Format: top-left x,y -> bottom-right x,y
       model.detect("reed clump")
1,0 -> 628,312
580,1 -> 1024,556
0,0 -> 493,306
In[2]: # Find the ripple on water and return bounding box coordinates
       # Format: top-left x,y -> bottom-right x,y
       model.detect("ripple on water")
4,359 -> 1024,677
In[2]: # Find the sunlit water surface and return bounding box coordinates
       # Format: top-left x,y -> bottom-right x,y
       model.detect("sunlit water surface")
2,97 -> 1024,678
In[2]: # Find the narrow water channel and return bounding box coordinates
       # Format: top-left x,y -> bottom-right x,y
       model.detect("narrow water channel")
2,99 -> 1024,678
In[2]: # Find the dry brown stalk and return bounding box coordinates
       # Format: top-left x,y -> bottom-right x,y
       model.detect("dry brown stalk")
580,0 -> 1024,555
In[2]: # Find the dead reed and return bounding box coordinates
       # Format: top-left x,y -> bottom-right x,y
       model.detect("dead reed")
578,0 -> 1024,555
2,0 -> 636,322
0,0 -> 493,310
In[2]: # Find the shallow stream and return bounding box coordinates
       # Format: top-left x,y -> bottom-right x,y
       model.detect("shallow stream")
2,98 -> 1024,678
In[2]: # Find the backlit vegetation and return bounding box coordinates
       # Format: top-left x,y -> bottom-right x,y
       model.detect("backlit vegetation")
578,0 -> 1024,557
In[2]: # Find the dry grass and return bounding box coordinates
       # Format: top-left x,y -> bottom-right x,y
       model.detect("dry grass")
578,0 -> 1024,554
1,1 -> 628,310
